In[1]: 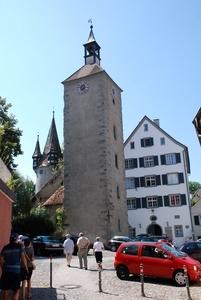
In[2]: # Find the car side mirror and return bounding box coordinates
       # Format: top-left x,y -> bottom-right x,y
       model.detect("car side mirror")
167,255 -> 173,260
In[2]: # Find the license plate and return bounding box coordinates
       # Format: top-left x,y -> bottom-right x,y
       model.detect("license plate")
53,244 -> 59,247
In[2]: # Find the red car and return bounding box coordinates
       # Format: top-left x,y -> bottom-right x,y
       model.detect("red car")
114,241 -> 201,286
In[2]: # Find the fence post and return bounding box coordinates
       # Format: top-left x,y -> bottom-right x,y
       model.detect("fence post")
140,263 -> 145,297
50,255 -> 53,288
98,264 -> 102,292
183,265 -> 192,300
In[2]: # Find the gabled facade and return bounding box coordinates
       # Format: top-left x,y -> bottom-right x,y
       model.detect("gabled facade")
124,116 -> 192,247
32,113 -> 62,193
191,188 -> 201,240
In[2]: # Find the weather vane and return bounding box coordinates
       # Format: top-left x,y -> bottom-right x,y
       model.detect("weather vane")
88,18 -> 92,24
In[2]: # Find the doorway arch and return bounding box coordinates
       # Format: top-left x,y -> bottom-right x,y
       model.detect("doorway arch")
147,224 -> 162,236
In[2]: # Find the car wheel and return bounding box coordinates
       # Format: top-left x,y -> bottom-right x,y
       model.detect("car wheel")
116,265 -> 129,280
173,269 -> 186,286
111,245 -> 117,252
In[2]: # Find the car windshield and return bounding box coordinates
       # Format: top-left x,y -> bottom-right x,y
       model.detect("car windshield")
162,244 -> 187,258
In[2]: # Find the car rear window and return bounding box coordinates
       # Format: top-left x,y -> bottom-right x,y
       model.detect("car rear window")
122,245 -> 139,255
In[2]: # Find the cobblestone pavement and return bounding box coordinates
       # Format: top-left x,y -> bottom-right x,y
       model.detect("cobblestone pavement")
25,250 -> 201,300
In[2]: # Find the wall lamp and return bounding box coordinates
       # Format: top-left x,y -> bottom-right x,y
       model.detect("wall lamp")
166,222 -> 169,226
139,224 -> 141,228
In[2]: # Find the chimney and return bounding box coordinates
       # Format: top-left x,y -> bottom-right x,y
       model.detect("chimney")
153,119 -> 160,127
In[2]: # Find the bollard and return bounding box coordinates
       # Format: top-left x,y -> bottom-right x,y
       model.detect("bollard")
98,265 -> 103,292
183,265 -> 192,300
140,263 -> 145,297
50,255 -> 53,288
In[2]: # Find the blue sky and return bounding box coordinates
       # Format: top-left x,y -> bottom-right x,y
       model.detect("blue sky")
1,0 -> 201,183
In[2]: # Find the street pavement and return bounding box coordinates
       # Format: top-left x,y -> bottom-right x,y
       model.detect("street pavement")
27,250 -> 201,300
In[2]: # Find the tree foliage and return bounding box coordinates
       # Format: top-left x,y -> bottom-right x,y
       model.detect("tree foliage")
12,206 -> 56,238
6,171 -> 35,218
52,158 -> 63,175
189,181 -> 201,195
0,96 -> 23,172
56,207 -> 66,232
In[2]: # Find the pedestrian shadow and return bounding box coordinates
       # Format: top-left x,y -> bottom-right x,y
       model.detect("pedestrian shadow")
24,287 -> 59,299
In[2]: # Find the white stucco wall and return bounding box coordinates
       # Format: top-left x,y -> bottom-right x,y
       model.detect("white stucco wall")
124,117 -> 192,247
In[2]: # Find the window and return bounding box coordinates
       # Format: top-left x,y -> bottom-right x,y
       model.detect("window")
130,142 -> 135,149
144,138 -> 152,147
167,173 -> 179,185
122,245 -> 139,255
144,124 -> 148,131
39,169 -> 43,174
145,176 -> 156,187
115,154 -> 118,168
141,137 -> 154,147
160,137 -> 165,145
169,195 -> 181,206
174,215 -> 180,219
127,198 -> 136,210
129,227 -> 136,237
113,125 -> 117,140
147,196 -> 158,207
126,178 -> 135,189
144,156 -> 154,167
117,186 -> 120,198
194,216 -> 201,225
166,154 -> 176,165
174,225 -> 183,237
125,159 -> 134,169
118,219 -> 121,231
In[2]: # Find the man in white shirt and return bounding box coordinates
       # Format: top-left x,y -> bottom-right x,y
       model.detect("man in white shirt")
77,232 -> 90,270
63,234 -> 74,267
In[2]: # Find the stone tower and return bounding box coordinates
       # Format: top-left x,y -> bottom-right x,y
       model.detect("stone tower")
32,112 -> 62,193
62,26 -> 128,244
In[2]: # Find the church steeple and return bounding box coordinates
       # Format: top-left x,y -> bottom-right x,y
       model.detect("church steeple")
43,111 -> 62,166
32,112 -> 62,193
83,25 -> 101,66
32,135 -> 41,170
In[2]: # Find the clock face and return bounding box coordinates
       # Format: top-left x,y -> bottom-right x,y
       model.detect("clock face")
77,81 -> 89,94
111,86 -> 116,97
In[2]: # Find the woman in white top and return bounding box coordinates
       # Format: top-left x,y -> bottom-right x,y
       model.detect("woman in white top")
93,237 -> 104,269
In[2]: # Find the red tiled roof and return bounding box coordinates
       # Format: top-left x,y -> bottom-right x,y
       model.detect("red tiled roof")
43,186 -> 64,206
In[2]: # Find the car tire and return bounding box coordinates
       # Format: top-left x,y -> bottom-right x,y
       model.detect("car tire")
116,265 -> 129,280
173,269 -> 187,286
111,245 -> 117,252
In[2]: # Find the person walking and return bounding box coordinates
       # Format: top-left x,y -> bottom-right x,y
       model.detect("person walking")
0,233 -> 29,300
77,232 -> 90,270
21,239 -> 35,299
63,234 -> 74,267
93,237 -> 104,269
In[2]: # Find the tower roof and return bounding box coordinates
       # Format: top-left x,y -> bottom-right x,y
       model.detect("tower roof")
32,135 -> 41,158
83,25 -> 101,66
35,112 -> 62,168
85,25 -> 97,44
43,112 -> 61,156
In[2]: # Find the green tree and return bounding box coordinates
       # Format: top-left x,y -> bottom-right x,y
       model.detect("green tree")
0,96 -> 23,172
7,171 -> 35,218
52,158 -> 63,175
189,181 -> 201,195
12,206 -> 56,238
56,207 -> 66,233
